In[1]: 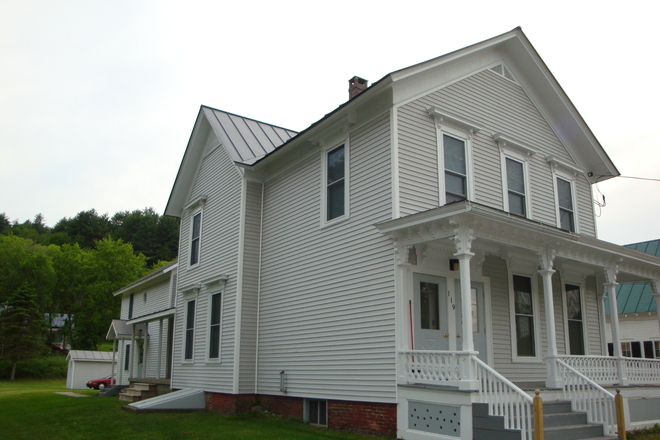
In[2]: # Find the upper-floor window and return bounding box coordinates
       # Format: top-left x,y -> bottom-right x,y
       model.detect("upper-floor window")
494,133 -> 536,219
547,156 -> 581,233
128,293 -> 134,319
505,158 -> 526,216
208,292 -> 222,359
428,108 -> 480,207
184,299 -> 196,360
327,145 -> 345,220
321,139 -> 350,226
443,134 -> 468,203
190,211 -> 202,266
557,177 -> 574,232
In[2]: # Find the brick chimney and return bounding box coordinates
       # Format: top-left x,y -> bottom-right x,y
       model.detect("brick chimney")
348,76 -> 368,100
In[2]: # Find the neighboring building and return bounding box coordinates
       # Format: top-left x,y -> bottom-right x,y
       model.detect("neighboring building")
45,313 -> 71,349
108,28 -> 660,439
65,350 -> 116,390
605,239 -> 660,359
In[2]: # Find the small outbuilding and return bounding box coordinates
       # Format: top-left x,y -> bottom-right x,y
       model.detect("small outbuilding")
65,350 -> 117,390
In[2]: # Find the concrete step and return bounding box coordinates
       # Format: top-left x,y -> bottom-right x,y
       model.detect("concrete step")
118,393 -> 141,402
132,383 -> 154,391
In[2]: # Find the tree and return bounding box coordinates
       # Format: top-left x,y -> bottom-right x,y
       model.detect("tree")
110,208 -> 180,266
0,213 -> 10,235
71,237 -> 147,349
53,209 -> 111,249
0,284 -> 48,380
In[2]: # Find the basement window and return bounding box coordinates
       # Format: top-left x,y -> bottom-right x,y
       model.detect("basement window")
305,399 -> 328,426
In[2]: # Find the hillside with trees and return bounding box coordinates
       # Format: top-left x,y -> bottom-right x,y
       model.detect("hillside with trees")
0,208 -> 180,379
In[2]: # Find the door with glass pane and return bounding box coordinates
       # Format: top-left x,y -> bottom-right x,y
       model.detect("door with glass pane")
455,281 -> 488,362
413,274 -> 448,351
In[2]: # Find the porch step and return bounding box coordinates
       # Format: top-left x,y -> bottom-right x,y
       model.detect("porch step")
118,383 -> 158,403
472,402 -> 615,440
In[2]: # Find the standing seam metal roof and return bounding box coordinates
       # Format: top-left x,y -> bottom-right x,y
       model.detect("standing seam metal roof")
605,239 -> 660,315
203,106 -> 297,163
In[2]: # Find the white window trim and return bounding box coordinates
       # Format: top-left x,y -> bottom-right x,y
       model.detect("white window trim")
547,156 -> 582,233
508,272 -> 543,363
561,279 -> 589,356
494,133 -> 535,219
188,207 -> 204,270
320,137 -> 350,228
203,279 -> 227,364
428,108 -> 481,206
182,296 -> 198,364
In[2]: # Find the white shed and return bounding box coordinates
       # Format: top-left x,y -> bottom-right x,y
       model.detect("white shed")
65,350 -> 117,390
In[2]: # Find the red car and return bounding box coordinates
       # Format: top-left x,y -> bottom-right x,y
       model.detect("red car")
86,375 -> 116,390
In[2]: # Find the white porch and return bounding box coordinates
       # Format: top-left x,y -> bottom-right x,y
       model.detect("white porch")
376,201 -> 660,440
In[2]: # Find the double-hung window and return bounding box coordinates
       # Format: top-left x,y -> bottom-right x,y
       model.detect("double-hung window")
547,157 -> 581,233
513,275 -> 536,357
557,178 -> 575,232
444,135 -> 468,203
184,300 -> 196,361
190,212 -> 202,266
428,108 -> 480,206
494,133 -> 536,219
208,292 -> 222,360
506,158 -> 526,216
565,284 -> 585,355
321,139 -> 350,226
128,293 -> 134,320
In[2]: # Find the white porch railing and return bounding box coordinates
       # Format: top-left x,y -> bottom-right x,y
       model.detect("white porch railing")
556,355 -> 660,386
555,358 -> 616,436
473,357 -> 534,440
624,357 -> 660,384
398,350 -> 468,386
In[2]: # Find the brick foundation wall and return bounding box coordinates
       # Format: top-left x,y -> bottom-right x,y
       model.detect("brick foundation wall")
206,393 -> 256,414
205,392 -> 397,437
258,394 -> 304,420
328,400 -> 397,437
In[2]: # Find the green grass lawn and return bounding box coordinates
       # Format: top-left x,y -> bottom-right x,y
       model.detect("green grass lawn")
0,380 -> 389,440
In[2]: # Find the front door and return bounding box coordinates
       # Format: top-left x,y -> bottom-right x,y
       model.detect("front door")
455,281 -> 487,362
413,273 -> 448,350
137,341 -> 144,378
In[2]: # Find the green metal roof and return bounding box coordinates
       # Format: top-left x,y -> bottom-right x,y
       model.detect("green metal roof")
605,239 -> 660,315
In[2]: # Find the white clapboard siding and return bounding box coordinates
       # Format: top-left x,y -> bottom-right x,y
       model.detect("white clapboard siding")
397,68 -> 596,236
171,138 -> 242,393
256,113 -> 396,403
144,319 -> 170,378
585,276 -> 603,355
119,279 -> 171,320
237,180 -> 263,393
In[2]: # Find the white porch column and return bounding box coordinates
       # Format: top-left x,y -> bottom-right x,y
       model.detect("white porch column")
604,266 -> 628,386
651,281 -> 660,345
539,250 -> 561,388
142,325 -> 148,379
129,325 -> 135,380
157,319 -> 163,380
597,289 -> 609,356
453,222 -> 477,391
111,339 -> 117,385
118,340 -> 124,385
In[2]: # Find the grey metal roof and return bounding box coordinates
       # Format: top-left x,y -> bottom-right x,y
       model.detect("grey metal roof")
66,350 -> 115,362
202,106 -> 297,164
605,239 -> 660,315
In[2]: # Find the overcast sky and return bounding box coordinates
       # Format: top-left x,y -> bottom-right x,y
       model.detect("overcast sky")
1,1 -> 658,245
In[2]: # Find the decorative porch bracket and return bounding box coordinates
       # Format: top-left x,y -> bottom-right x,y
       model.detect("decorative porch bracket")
604,265 -> 629,386
538,248 -> 562,388
452,221 -> 479,390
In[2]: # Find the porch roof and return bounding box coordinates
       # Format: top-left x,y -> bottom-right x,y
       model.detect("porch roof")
375,201 -> 660,284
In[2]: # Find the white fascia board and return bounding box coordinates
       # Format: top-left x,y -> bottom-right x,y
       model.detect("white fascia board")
164,108 -> 211,217
127,308 -> 176,325
112,270 -> 172,297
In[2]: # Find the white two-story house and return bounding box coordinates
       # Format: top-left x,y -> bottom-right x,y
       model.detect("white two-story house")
109,28 -> 660,439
